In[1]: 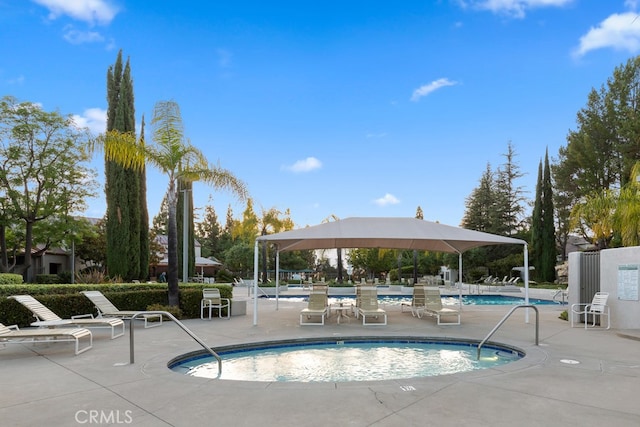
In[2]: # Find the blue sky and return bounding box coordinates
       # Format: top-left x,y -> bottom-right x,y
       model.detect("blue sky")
2,1 -> 640,229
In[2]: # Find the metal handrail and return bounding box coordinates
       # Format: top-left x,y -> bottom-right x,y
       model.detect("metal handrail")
553,289 -> 568,305
129,311 -> 222,377
477,304 -> 539,360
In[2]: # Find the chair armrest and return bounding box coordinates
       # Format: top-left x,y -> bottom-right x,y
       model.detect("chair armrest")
72,313 -> 95,319
8,324 -> 19,331
570,303 -> 587,313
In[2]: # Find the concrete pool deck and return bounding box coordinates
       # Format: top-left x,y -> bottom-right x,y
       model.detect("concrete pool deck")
1,286 -> 639,426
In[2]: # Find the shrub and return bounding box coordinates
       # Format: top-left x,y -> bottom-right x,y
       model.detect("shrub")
35,274 -> 61,284
0,273 -> 23,285
146,303 -> 183,320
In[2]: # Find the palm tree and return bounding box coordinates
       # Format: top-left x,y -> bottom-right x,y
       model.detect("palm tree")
92,100 -> 248,305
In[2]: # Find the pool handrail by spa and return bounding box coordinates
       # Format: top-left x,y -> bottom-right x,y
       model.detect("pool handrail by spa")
129,311 -> 222,377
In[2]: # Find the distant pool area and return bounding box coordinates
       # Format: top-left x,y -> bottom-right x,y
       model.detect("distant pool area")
268,294 -> 562,305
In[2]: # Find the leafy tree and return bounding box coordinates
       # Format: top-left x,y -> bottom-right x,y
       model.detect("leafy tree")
92,100 -> 247,306
613,162 -> 640,246
555,56 -> 640,246
73,218 -> 107,270
196,204 -> 222,258
0,96 -> 97,281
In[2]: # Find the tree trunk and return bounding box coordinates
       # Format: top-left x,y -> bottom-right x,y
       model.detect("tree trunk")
167,183 -> 180,306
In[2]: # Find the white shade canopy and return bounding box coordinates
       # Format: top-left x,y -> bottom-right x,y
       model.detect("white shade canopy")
252,217 -> 531,325
256,217 -> 525,253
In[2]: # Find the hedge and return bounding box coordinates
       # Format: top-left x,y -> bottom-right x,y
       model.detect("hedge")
0,283 -> 233,327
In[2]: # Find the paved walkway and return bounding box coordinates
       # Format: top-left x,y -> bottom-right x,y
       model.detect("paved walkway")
1,287 -> 639,426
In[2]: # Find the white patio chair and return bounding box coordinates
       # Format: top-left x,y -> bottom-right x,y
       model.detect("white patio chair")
571,292 -> 610,330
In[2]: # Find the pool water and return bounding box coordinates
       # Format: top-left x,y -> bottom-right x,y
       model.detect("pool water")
170,339 -> 523,382
271,295 -> 559,306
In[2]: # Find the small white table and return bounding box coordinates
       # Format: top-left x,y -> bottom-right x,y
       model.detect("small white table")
331,303 -> 351,324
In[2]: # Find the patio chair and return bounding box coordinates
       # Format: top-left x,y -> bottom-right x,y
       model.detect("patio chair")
300,290 -> 328,325
8,295 -> 124,339
80,290 -> 163,328
415,288 -> 461,325
0,322 -> 92,355
357,286 -> 387,326
570,292 -> 610,329
200,288 -> 230,320
401,285 -> 426,317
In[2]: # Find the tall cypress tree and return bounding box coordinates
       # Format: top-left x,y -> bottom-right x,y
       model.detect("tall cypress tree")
105,50 -> 142,280
531,159 -> 544,276
540,149 -> 557,282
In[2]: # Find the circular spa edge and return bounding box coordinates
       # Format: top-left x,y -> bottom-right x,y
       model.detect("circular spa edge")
168,336 -> 526,382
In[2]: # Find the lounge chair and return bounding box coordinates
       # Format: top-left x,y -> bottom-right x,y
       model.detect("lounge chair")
80,290 -> 163,328
300,290 -> 328,325
200,288 -> 230,320
415,288 -> 461,325
357,286 -> 387,326
8,295 -> 124,339
0,322 -> 92,355
401,285 -> 426,317
570,292 -> 610,329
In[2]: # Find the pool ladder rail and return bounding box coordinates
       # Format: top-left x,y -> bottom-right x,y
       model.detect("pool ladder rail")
477,304 -> 539,360
128,311 -> 222,378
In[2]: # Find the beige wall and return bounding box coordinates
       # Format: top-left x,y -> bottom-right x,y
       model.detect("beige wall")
600,246 -> 640,330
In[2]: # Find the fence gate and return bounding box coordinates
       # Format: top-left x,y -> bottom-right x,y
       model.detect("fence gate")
577,251 -> 601,322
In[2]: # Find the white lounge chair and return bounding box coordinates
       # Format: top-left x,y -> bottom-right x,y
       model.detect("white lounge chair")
300,290 -> 328,325
401,285 -> 426,317
416,288 -> 461,325
0,322 -> 92,355
200,288 -> 230,319
357,286 -> 387,326
80,290 -> 163,328
571,292 -> 610,329
8,295 -> 125,339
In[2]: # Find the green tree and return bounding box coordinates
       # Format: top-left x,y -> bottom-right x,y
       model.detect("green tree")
530,159 -> 544,274
0,96 -> 97,281
554,56 -> 640,246
613,163 -> 640,246
105,50 -> 147,281
540,149 -> 557,281
196,204 -> 222,258
92,100 -> 248,306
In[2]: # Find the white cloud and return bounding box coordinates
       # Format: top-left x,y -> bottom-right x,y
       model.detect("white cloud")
7,75 -> 25,85
284,157 -> 322,173
411,78 -> 457,102
216,48 -> 232,68
459,0 -> 574,19
373,193 -> 400,207
63,27 -> 105,44
573,12 -> 640,57
366,132 -> 387,139
32,0 -> 118,25
72,107 -> 106,135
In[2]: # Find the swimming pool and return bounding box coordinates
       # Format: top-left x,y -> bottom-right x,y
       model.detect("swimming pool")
169,337 -> 524,382
269,294 -> 560,305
